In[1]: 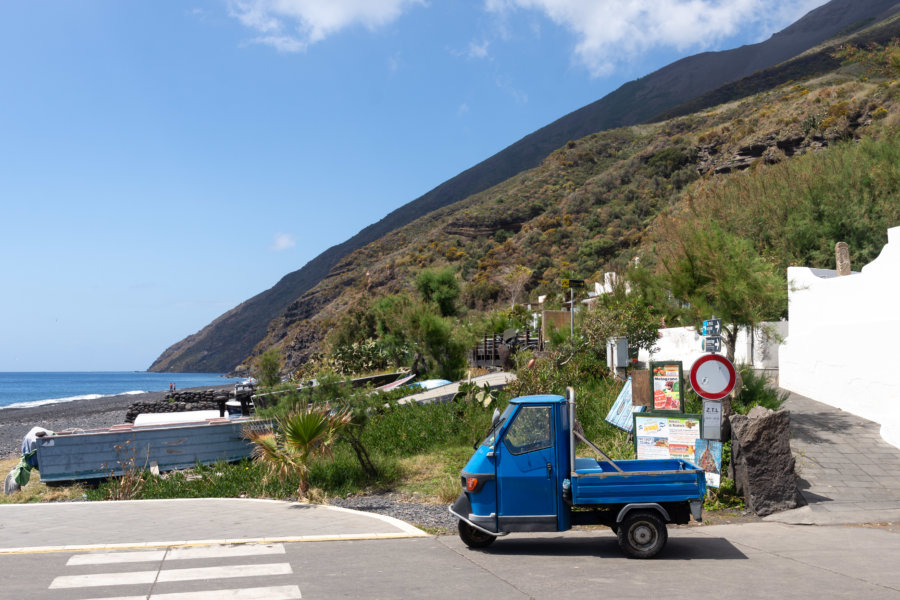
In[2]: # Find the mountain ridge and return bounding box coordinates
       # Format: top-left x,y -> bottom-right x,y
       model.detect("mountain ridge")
149,0 -> 900,373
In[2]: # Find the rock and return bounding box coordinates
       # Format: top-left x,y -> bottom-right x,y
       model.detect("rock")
729,407 -> 804,516
836,241 -> 852,276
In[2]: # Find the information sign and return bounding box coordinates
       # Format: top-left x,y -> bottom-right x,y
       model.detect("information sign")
702,399 -> 722,441
649,361 -> 684,412
702,336 -> 722,353
634,412 -> 702,461
701,318 -> 721,336
561,278 -> 585,289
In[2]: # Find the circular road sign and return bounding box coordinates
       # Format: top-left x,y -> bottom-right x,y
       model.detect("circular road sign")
690,354 -> 737,400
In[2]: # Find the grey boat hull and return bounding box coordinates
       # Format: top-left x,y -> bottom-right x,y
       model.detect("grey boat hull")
35,417 -> 266,483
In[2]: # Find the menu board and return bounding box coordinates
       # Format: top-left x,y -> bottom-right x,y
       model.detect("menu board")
605,378 -> 646,432
650,361 -> 684,412
634,413 -> 701,462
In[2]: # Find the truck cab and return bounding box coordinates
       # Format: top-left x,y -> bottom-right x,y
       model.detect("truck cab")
450,389 -> 706,558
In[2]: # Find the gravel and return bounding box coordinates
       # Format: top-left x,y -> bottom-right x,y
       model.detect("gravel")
329,490 -> 458,533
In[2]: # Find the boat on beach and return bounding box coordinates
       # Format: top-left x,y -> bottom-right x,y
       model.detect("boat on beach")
33,415 -> 266,483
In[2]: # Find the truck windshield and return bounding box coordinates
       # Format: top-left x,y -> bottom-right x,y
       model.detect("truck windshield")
481,404 -> 514,447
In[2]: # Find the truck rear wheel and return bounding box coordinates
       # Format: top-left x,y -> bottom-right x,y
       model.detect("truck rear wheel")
617,511 -> 667,559
458,521 -> 497,549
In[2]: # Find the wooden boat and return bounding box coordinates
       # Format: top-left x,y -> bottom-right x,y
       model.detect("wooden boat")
35,416 -> 267,483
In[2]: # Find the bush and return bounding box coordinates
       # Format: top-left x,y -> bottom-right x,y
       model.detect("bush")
257,348 -> 282,388
414,268 -> 460,317
732,366 -> 788,414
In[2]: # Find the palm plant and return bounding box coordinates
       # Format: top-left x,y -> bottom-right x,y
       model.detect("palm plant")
245,405 -> 351,499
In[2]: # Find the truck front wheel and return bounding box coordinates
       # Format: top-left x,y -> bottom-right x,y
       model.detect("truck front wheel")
617,511 -> 667,559
458,521 -> 497,549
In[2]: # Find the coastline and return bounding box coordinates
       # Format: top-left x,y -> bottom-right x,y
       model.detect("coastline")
0,384 -> 234,459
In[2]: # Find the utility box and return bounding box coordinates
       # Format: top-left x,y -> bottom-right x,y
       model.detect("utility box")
607,337 -> 629,370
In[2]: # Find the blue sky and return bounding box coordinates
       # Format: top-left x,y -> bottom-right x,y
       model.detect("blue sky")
0,0 -> 827,371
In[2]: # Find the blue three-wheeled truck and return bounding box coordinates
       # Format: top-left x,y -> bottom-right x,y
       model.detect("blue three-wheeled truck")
449,389 -> 706,558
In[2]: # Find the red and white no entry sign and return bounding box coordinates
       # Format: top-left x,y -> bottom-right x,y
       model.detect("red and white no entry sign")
690,354 -> 737,400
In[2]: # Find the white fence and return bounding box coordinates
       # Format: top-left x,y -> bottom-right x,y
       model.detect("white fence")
779,226 -> 900,449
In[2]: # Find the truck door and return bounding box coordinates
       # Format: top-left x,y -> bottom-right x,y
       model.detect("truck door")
496,404 -> 558,531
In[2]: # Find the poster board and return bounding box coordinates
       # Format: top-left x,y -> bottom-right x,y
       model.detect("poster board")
650,361 -> 684,412
695,439 -> 723,488
605,378 -> 646,432
633,412 -> 701,462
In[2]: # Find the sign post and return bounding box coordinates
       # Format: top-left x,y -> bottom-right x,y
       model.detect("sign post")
692,318 -> 735,441
561,279 -> 585,337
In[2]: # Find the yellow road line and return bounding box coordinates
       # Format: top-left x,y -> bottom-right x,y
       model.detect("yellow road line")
0,531 -> 431,555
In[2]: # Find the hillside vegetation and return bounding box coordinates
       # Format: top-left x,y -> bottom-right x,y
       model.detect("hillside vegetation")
250,37 -> 900,376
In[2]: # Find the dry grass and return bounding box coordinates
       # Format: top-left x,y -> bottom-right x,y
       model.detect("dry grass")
0,455 -> 87,504
395,448 -> 470,504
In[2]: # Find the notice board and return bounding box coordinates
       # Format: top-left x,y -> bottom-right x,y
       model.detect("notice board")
633,412 -> 702,462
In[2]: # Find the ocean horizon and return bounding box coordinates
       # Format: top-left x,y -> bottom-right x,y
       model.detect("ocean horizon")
0,372 -> 240,410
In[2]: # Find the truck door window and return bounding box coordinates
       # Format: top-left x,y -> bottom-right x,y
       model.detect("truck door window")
481,404 -> 514,447
503,406 -> 552,455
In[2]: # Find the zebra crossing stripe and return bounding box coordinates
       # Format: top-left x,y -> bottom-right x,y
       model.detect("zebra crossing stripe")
68,543 -> 286,566
50,562 -> 292,589
80,584 -> 302,600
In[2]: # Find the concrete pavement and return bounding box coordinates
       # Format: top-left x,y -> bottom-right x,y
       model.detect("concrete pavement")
766,391 -> 900,526
0,498 -> 427,554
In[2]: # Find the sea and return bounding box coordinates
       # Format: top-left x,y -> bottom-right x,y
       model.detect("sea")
0,372 -> 241,410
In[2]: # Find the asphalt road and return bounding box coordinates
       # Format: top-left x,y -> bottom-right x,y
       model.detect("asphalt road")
3,522 -> 900,599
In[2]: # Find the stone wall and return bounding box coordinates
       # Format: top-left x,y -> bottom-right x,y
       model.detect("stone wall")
125,389 -> 232,423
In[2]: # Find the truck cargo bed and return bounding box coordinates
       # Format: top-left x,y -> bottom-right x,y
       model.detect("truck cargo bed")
571,458 -> 706,506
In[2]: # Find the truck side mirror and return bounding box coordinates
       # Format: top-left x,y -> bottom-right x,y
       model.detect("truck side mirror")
491,408 -> 501,428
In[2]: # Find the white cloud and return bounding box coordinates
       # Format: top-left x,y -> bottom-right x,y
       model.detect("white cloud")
270,232 -> 297,251
468,39 -> 490,59
228,0 -> 426,52
485,0 -> 829,76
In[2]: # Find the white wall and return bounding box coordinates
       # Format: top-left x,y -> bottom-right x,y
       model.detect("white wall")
779,226 -> 900,449
636,322 -> 787,371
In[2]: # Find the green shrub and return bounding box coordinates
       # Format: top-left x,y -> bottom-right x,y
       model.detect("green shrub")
732,366 -> 788,414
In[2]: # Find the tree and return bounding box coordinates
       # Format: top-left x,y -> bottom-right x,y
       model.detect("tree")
655,224 -> 786,362
257,348 -> 282,387
580,281 -> 660,360
245,406 -> 350,499
414,268 -> 460,317
371,293 -> 467,380
503,265 -> 533,307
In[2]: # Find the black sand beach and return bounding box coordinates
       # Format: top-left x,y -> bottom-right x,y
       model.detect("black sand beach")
0,385 -> 234,458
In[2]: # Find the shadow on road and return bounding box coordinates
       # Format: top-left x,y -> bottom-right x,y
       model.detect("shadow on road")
469,535 -> 748,560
